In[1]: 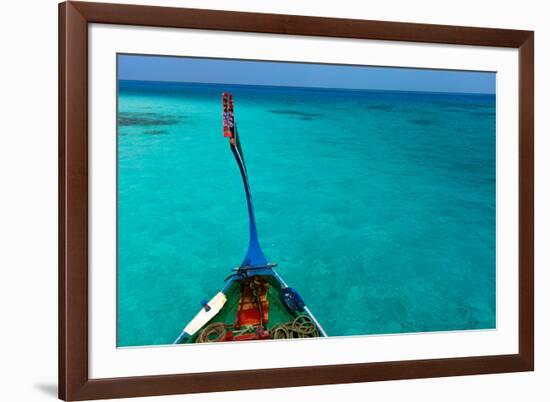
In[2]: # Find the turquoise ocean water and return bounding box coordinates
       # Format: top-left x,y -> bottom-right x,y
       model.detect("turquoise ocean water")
117,80 -> 496,347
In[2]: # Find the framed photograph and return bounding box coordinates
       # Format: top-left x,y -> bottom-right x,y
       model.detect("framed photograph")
59,1 -> 534,400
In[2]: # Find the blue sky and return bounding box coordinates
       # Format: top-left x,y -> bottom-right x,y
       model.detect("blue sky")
118,54 -> 496,94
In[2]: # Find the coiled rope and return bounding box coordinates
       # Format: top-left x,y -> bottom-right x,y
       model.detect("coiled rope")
270,314 -> 319,339
196,322 -> 230,343
196,314 -> 319,343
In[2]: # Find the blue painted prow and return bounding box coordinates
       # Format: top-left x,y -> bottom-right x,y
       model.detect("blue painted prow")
222,93 -> 273,280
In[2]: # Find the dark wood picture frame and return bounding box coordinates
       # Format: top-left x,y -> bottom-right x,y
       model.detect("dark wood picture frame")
59,1 -> 534,400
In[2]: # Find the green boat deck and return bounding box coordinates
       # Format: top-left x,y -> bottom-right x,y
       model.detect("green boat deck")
184,277 -> 301,343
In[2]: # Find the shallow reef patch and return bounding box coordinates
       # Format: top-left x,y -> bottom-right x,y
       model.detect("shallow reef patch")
118,112 -> 180,127
269,109 -> 322,119
143,129 -> 168,135
409,118 -> 434,126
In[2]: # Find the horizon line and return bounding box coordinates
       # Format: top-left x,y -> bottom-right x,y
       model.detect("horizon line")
118,79 -> 496,96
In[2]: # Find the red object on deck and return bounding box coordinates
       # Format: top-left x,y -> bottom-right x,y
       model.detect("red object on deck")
232,330 -> 270,342
235,279 -> 269,328
233,333 -> 258,341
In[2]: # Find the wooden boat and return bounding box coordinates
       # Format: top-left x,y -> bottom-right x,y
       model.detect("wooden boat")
174,93 -> 327,344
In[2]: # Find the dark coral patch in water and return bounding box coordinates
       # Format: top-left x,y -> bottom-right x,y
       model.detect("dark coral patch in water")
469,111 -> 495,117
367,104 -> 394,110
143,129 -> 167,135
269,109 -> 322,119
409,119 -> 434,126
119,112 -> 180,127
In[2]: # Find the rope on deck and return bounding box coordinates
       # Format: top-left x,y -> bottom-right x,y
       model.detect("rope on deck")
195,314 -> 319,343
270,314 -> 319,339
